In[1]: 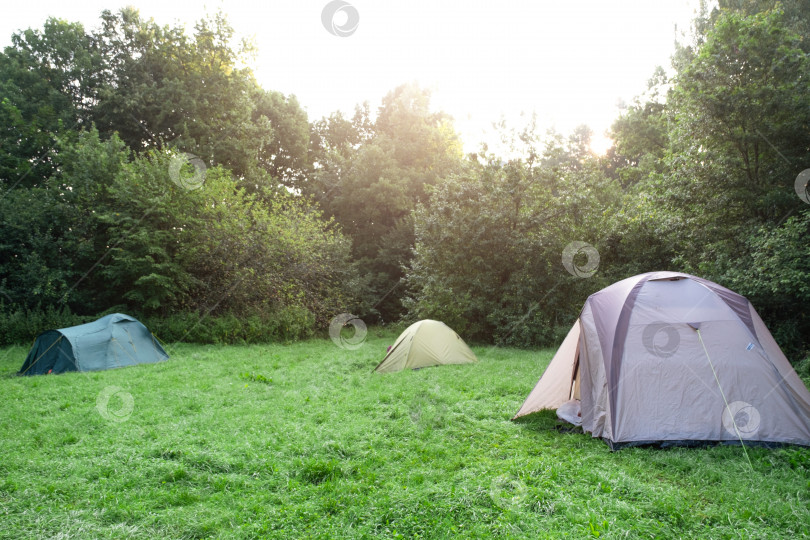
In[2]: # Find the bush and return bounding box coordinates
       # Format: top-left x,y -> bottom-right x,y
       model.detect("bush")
714,209 -> 810,363
406,147 -> 621,347
0,305 -> 316,347
795,356 -> 810,387
142,307 -> 315,345
0,305 -> 93,346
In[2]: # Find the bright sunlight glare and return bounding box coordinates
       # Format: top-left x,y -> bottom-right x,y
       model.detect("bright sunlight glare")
590,133 -> 615,156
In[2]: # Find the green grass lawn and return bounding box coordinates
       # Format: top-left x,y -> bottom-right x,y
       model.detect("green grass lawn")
1,329 -> 808,539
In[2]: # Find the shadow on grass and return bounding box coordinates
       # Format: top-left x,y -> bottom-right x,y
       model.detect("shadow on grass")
509,410 -> 808,463
511,409 -> 592,442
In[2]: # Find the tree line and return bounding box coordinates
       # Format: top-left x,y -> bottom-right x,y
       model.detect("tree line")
0,2 -> 808,360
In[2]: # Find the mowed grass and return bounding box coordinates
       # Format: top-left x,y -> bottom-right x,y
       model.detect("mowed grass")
0,329 -> 809,539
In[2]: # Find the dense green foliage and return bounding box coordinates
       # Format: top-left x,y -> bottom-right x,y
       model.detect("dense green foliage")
0,305 -> 93,347
0,307 -> 313,347
624,5 -> 810,358
306,84 -> 464,321
0,3 -> 808,360
1,337 -> 808,538
0,10 -> 351,342
91,9 -> 310,183
405,5 -> 810,357
406,125 -> 620,345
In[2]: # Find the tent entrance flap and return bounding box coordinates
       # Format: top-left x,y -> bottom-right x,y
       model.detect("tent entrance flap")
512,319 -> 581,419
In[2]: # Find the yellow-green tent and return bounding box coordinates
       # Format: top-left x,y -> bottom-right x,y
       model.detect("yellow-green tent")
374,320 -> 477,373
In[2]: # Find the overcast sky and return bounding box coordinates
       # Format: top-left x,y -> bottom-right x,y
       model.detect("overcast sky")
1,0 -> 706,153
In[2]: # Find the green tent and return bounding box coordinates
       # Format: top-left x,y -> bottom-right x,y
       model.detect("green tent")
19,313 -> 168,376
374,319 -> 477,373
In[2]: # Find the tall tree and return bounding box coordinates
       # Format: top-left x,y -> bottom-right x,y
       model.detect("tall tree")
307,84 -> 463,320
0,19 -> 103,189
406,123 -> 621,346
0,128 -> 128,311
666,8 -> 810,261
0,8 -> 352,331
611,4 -> 810,357
92,8 -> 310,184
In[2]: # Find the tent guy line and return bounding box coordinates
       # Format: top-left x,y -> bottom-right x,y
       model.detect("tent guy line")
696,327 -> 754,469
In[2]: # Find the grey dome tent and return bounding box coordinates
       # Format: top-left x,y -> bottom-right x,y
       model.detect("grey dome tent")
513,272 -> 810,449
19,313 -> 168,376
